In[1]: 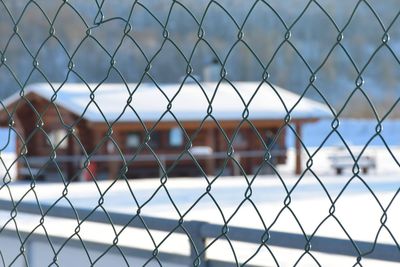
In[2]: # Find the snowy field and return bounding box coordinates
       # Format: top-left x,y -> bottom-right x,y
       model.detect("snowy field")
287,119 -> 400,148
0,173 -> 399,266
0,128 -> 16,181
0,120 -> 399,266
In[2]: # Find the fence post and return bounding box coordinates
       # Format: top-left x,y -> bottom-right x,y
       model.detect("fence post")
186,221 -> 207,267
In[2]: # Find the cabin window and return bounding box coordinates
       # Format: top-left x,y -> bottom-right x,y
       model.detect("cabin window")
147,131 -> 161,148
48,129 -> 68,149
169,127 -> 183,147
266,130 -> 275,146
106,140 -> 116,153
233,131 -> 247,147
126,133 -> 141,148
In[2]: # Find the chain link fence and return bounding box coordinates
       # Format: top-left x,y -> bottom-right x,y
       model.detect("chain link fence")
0,0 -> 399,266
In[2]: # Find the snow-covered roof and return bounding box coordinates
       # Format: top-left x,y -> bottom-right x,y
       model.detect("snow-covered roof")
2,82 -> 332,123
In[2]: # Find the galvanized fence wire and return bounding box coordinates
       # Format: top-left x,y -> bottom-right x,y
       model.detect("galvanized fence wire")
0,0 -> 399,266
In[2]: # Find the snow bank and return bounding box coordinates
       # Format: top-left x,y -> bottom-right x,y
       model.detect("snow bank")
287,119 -> 400,148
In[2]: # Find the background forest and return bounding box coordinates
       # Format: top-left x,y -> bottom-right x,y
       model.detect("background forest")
1,0 -> 400,118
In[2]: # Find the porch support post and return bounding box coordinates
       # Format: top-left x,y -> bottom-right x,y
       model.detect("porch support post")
66,134 -> 75,180
205,127 -> 216,176
295,122 -> 302,175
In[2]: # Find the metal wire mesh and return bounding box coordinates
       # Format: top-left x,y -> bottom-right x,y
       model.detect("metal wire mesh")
0,0 -> 399,266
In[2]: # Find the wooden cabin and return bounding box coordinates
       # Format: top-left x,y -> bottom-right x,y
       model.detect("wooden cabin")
0,82 -> 331,181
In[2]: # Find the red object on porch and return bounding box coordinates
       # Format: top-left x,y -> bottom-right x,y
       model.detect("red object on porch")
83,161 -> 97,181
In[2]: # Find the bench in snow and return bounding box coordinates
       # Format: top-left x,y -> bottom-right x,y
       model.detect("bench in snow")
329,154 -> 376,175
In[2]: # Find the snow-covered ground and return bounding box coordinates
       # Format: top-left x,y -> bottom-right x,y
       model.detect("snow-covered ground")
287,119 -> 400,148
0,152 -> 16,182
0,128 -> 16,181
0,174 -> 399,266
279,146 -> 400,176
0,120 -> 399,266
